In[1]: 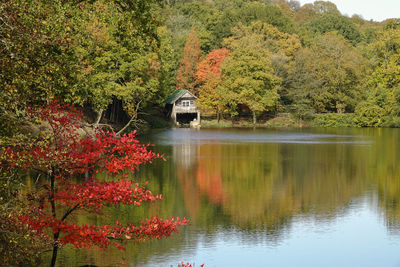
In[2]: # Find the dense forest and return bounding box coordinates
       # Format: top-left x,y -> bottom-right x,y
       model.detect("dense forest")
1,0 -> 400,130
1,1 -> 400,265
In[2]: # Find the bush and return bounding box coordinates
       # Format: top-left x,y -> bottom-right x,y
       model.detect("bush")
312,113 -> 356,127
353,102 -> 385,127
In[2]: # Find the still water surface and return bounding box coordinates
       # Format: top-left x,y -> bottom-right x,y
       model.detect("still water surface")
57,128 -> 400,267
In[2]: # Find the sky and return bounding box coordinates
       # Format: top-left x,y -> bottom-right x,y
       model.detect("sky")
297,0 -> 400,22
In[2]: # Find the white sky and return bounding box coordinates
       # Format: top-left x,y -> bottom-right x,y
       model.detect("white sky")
298,0 -> 400,22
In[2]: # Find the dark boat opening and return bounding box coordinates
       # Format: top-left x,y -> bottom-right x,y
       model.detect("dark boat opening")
176,113 -> 197,125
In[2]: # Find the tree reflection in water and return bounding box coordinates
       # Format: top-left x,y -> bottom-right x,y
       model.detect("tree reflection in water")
53,128 -> 400,266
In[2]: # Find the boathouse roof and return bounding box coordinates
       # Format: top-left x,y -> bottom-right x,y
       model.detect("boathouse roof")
164,89 -> 197,104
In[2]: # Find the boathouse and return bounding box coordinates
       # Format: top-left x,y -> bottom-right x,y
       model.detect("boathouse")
164,89 -> 200,126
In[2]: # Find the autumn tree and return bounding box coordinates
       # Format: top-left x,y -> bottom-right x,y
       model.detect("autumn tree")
72,0 -> 167,126
288,32 -> 368,114
196,49 -> 231,121
0,101 -> 187,267
0,0 -> 167,133
176,28 -> 202,95
221,23 -> 281,124
0,0 -> 83,136
235,22 -> 301,105
355,21 -> 400,126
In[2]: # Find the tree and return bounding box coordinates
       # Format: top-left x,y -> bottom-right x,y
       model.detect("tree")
0,168 -> 49,266
176,28 -> 202,94
312,1 -> 341,15
307,14 -> 363,45
177,1 -> 222,52
0,0 -> 83,135
0,0 -> 165,133
74,0 -> 164,124
288,32 -> 367,114
157,26 -> 177,103
221,23 -> 281,124
197,48 -> 231,82
355,22 -> 400,126
213,1 -> 295,46
231,21 -> 301,105
196,49 -> 231,121
0,101 -> 187,267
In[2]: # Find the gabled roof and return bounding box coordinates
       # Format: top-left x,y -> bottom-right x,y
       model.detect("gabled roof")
164,89 -> 197,104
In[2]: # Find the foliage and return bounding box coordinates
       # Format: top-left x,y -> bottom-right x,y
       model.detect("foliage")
196,49 -> 231,119
176,28 -> 202,94
73,0 -> 165,117
0,0 -> 167,130
307,14 -> 363,45
3,0 -> 398,129
312,113 -> 356,128
288,32 -> 368,114
196,49 -> 231,82
221,22 -> 281,124
0,101 -> 187,266
235,22 -> 301,105
176,1 -> 222,53
213,1 -> 295,46
0,169 -> 50,266
355,23 -> 400,126
0,0 -> 83,134
354,101 -> 385,127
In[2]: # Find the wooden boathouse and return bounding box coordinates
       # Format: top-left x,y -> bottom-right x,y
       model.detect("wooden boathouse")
164,89 -> 200,126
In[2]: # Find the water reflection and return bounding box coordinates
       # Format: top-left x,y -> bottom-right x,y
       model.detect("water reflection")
56,128 -> 400,266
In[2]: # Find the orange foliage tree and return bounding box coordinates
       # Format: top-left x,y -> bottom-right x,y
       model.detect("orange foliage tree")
176,29 -> 202,94
196,49 -> 231,121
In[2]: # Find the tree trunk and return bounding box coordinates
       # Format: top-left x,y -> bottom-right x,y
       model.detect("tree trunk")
217,110 -> 220,123
94,109 -> 103,126
50,233 -> 59,267
252,111 -> 257,125
50,174 -> 59,267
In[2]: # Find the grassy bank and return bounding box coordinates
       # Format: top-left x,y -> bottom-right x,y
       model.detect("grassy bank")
200,115 -> 311,128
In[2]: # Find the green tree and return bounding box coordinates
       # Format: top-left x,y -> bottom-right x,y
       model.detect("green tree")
73,1 -> 163,123
0,0 -> 164,131
177,1 -> 222,52
239,22 -> 301,106
213,1 -> 296,47
288,32 -> 368,114
0,0 -> 83,135
294,1 -> 339,23
307,14 -> 363,45
220,23 -> 281,124
355,22 -> 400,126
157,26 -> 177,103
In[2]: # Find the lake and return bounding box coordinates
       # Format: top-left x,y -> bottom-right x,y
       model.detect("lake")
56,128 -> 400,267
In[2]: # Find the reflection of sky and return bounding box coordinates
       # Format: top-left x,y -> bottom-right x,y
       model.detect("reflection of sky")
146,197 -> 400,267
153,129 -> 372,145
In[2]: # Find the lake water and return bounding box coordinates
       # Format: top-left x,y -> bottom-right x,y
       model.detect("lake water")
56,128 -> 400,267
